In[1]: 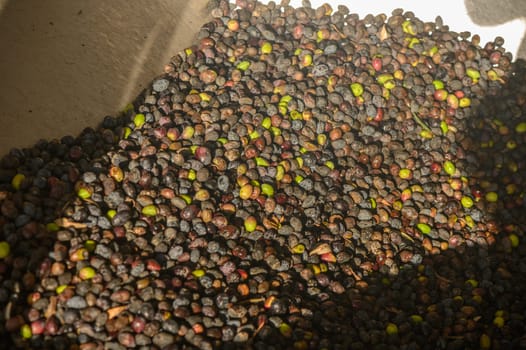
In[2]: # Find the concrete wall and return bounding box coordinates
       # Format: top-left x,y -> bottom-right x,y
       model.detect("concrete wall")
0,0 -> 210,155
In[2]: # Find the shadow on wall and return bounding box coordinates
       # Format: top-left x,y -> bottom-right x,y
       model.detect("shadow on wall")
465,0 -> 526,59
0,0 -> 208,156
0,0 -> 8,15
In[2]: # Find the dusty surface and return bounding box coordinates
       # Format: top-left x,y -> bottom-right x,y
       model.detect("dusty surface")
0,0 -> 210,156
0,0 -> 525,156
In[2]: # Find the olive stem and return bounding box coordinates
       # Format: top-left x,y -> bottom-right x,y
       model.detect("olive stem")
412,112 -> 432,132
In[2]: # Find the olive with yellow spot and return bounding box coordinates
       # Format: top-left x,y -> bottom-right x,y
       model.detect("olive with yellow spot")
386,322 -> 398,335
0,241 -> 10,259
244,216 -> 257,233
